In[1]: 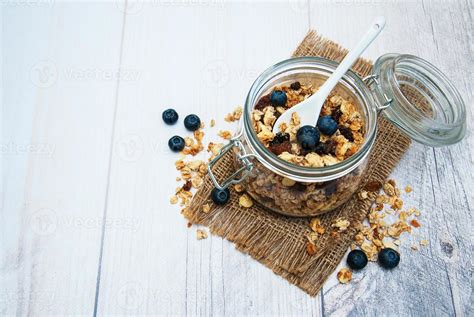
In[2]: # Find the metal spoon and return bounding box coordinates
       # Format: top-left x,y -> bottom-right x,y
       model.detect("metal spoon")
272,16 -> 386,132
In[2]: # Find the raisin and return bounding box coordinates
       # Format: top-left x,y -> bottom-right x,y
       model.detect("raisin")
290,81 -> 301,90
338,125 -> 354,142
182,180 -> 192,191
255,94 -> 271,111
299,147 -> 313,156
269,141 -> 291,155
332,107 -> 343,123
364,181 -> 382,192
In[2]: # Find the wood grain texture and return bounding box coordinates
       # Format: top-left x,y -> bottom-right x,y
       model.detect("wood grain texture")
93,1 -> 321,316
1,3 -> 124,315
2,0 -> 472,316
310,0 -> 473,316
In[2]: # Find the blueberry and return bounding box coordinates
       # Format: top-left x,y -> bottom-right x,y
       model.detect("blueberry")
314,141 -> 335,155
296,125 -> 320,150
184,114 -> 201,131
162,108 -> 179,125
290,81 -> 301,90
347,250 -> 368,270
378,248 -> 400,269
168,135 -> 185,152
317,116 -> 338,135
270,90 -> 287,107
269,132 -> 290,146
211,187 -> 230,205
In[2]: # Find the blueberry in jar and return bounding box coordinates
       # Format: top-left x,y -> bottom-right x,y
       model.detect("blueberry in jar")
317,115 -> 338,135
270,90 -> 287,107
184,114 -> 201,131
290,81 -> 301,90
270,132 -> 290,145
347,249 -> 368,270
168,135 -> 185,152
211,187 -> 230,205
378,248 -> 400,269
296,125 -> 320,151
314,141 -> 335,155
162,108 -> 179,125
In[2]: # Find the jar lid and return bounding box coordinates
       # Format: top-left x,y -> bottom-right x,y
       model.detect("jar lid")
370,54 -> 466,146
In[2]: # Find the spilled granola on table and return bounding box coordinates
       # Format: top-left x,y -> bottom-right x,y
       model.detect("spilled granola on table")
332,179 -> 428,284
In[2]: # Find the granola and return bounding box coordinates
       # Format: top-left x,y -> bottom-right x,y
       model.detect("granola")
351,180 -> 423,262
337,268 -> 352,284
252,82 -> 365,166
241,155 -> 367,216
196,229 -> 208,240
237,81 -> 368,216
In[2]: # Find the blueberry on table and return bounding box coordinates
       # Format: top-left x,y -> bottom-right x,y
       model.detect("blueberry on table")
270,90 -> 287,107
317,115 -> 338,135
347,249 -> 368,270
168,135 -> 185,152
296,125 -> 320,151
211,187 -> 230,205
184,114 -> 201,131
162,108 -> 179,125
378,248 -> 400,269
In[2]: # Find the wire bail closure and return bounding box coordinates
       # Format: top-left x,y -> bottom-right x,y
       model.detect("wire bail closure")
207,134 -> 255,190
363,74 -> 393,110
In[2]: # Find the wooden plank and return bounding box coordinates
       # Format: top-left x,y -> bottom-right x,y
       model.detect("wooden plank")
310,0 -> 473,315
1,3 -> 123,315
95,1 -> 322,315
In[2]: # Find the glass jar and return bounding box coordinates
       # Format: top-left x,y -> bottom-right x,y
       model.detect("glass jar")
208,54 -> 466,217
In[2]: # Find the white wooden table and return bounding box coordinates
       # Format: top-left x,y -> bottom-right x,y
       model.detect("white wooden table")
2,1 -> 472,316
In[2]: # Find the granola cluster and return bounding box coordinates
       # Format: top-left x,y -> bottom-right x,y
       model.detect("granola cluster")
333,180 -> 427,284
251,82 -> 365,167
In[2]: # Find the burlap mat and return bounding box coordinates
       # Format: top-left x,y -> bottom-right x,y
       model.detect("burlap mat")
184,30 -> 412,296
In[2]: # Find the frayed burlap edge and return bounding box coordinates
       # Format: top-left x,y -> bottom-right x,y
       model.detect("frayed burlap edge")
184,30 -> 411,296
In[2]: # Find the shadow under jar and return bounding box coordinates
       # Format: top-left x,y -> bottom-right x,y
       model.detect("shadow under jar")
208,55 -> 466,217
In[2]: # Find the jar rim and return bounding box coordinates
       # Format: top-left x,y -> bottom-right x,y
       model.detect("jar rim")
243,56 -> 377,182
373,53 -> 467,146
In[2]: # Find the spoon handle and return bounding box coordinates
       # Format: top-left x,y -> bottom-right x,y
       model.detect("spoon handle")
315,17 -> 386,101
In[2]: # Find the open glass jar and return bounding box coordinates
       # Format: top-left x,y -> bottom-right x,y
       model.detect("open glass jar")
208,55 -> 466,217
